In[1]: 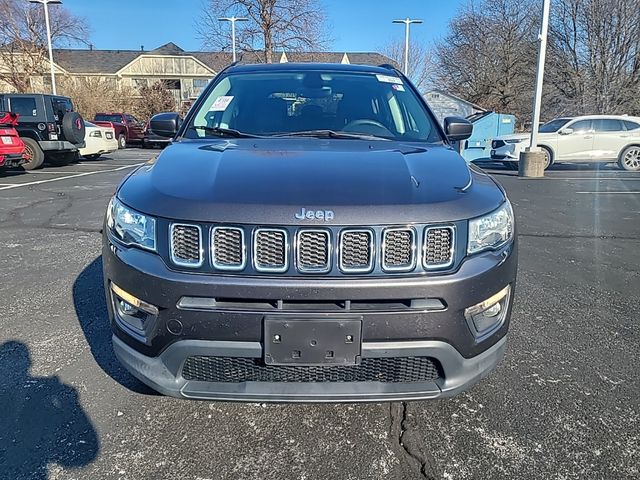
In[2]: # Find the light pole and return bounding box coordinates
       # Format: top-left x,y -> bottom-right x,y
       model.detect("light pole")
519,0 -> 551,178
29,0 -> 61,95
218,16 -> 248,62
392,17 -> 423,75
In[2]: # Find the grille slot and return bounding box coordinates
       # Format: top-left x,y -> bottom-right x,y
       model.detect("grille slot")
339,230 -> 374,273
211,227 -> 245,270
169,224 -> 202,267
254,229 -> 288,272
424,227 -> 454,269
297,230 -> 331,273
182,356 -> 442,383
382,228 -> 416,271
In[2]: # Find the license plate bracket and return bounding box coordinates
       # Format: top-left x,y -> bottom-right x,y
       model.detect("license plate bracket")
264,317 -> 362,366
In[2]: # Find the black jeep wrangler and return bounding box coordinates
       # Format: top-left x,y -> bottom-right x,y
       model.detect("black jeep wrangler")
0,93 -> 86,170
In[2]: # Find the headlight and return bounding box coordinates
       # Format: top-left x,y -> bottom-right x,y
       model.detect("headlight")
467,201 -> 514,254
89,130 -> 102,138
106,197 -> 156,251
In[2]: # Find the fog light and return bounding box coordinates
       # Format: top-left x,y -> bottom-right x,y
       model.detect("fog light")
110,282 -> 158,334
465,285 -> 511,339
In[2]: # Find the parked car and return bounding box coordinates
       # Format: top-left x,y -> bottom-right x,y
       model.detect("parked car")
103,63 -> 518,402
93,113 -> 144,149
0,111 -> 26,171
491,115 -> 640,171
79,121 -> 118,160
0,93 -> 86,170
142,113 -> 177,149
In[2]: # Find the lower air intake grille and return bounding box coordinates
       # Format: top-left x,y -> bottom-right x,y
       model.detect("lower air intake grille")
382,228 -> 415,271
170,224 -> 202,266
297,230 -> 330,272
182,356 -> 442,383
424,227 -> 454,268
212,227 -> 244,270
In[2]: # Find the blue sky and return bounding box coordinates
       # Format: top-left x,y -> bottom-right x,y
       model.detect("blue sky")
61,0 -> 464,52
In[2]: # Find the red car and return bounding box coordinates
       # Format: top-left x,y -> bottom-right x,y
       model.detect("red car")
0,112 -> 26,170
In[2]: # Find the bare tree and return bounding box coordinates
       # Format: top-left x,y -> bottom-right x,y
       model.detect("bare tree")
549,0 -> 640,115
196,0 -> 329,63
382,39 -> 434,93
135,82 -> 177,121
433,0 -> 539,122
0,0 -> 88,92
57,77 -> 137,120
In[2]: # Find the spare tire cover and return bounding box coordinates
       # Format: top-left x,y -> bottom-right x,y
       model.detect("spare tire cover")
62,112 -> 86,144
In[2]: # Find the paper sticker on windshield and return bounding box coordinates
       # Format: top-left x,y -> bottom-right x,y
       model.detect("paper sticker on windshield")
209,96 -> 234,111
392,84 -> 405,92
376,74 -> 403,85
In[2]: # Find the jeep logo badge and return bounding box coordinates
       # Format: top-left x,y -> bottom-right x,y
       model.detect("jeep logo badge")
295,207 -> 334,221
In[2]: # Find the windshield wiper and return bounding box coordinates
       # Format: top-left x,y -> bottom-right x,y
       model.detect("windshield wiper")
188,125 -> 260,138
272,129 -> 390,141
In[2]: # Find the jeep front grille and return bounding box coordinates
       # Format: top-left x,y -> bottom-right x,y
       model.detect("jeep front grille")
339,230 -> 373,272
254,228 -> 288,272
168,223 -> 456,275
424,227 -> 454,269
169,224 -> 202,267
211,227 -> 245,270
182,355 -> 442,383
382,228 -> 416,271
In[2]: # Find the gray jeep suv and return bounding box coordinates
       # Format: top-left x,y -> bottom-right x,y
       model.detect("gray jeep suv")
102,63 -> 517,402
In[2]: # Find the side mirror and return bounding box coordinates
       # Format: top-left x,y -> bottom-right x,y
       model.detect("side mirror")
149,112 -> 182,138
444,116 -> 473,142
559,128 -> 573,135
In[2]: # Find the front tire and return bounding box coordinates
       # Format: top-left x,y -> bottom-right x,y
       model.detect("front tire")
618,146 -> 640,171
21,138 -> 44,171
118,134 -> 126,149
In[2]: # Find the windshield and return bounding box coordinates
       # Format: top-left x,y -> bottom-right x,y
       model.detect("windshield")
539,118 -> 572,133
185,70 -> 443,142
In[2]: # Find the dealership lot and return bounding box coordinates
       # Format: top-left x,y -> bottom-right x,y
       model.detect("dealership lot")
0,150 -> 638,479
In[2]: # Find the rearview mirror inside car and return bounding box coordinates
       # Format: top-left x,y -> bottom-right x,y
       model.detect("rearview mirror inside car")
149,112 -> 182,138
444,117 -> 473,142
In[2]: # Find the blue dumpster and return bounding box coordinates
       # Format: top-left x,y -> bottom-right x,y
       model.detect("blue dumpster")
462,112 -> 516,163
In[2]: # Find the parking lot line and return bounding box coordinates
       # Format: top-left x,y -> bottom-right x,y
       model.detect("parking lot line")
0,163 -> 144,191
576,191 -> 640,194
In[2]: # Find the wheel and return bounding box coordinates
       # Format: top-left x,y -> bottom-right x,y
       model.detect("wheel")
118,134 -> 127,149
502,161 -> 518,171
541,146 -> 553,170
618,146 -> 640,171
85,154 -> 101,160
46,152 -> 75,166
21,138 -> 44,170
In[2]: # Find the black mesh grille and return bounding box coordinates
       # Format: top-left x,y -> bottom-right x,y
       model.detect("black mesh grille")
297,230 -> 330,271
424,227 -> 454,267
170,224 -> 201,265
182,356 -> 442,383
255,229 -> 287,271
383,229 -> 414,270
340,230 -> 372,271
212,228 -> 244,268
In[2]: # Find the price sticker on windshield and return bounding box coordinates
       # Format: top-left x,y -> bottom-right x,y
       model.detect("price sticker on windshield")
376,74 -> 403,85
209,96 -> 234,111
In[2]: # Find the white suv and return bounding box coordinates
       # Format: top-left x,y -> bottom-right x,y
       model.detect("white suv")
490,115 -> 640,171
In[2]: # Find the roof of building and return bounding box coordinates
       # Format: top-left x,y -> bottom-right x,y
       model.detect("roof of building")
50,43 -> 395,75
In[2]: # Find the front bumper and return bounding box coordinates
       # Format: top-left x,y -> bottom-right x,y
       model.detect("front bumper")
103,234 -> 517,402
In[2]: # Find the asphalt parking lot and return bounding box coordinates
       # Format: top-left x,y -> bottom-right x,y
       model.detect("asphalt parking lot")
1,149 -> 638,480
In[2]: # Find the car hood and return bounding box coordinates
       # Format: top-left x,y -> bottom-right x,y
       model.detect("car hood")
118,138 -> 505,225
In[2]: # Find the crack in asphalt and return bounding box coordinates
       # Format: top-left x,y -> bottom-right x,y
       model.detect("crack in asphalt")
389,402 -> 438,480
